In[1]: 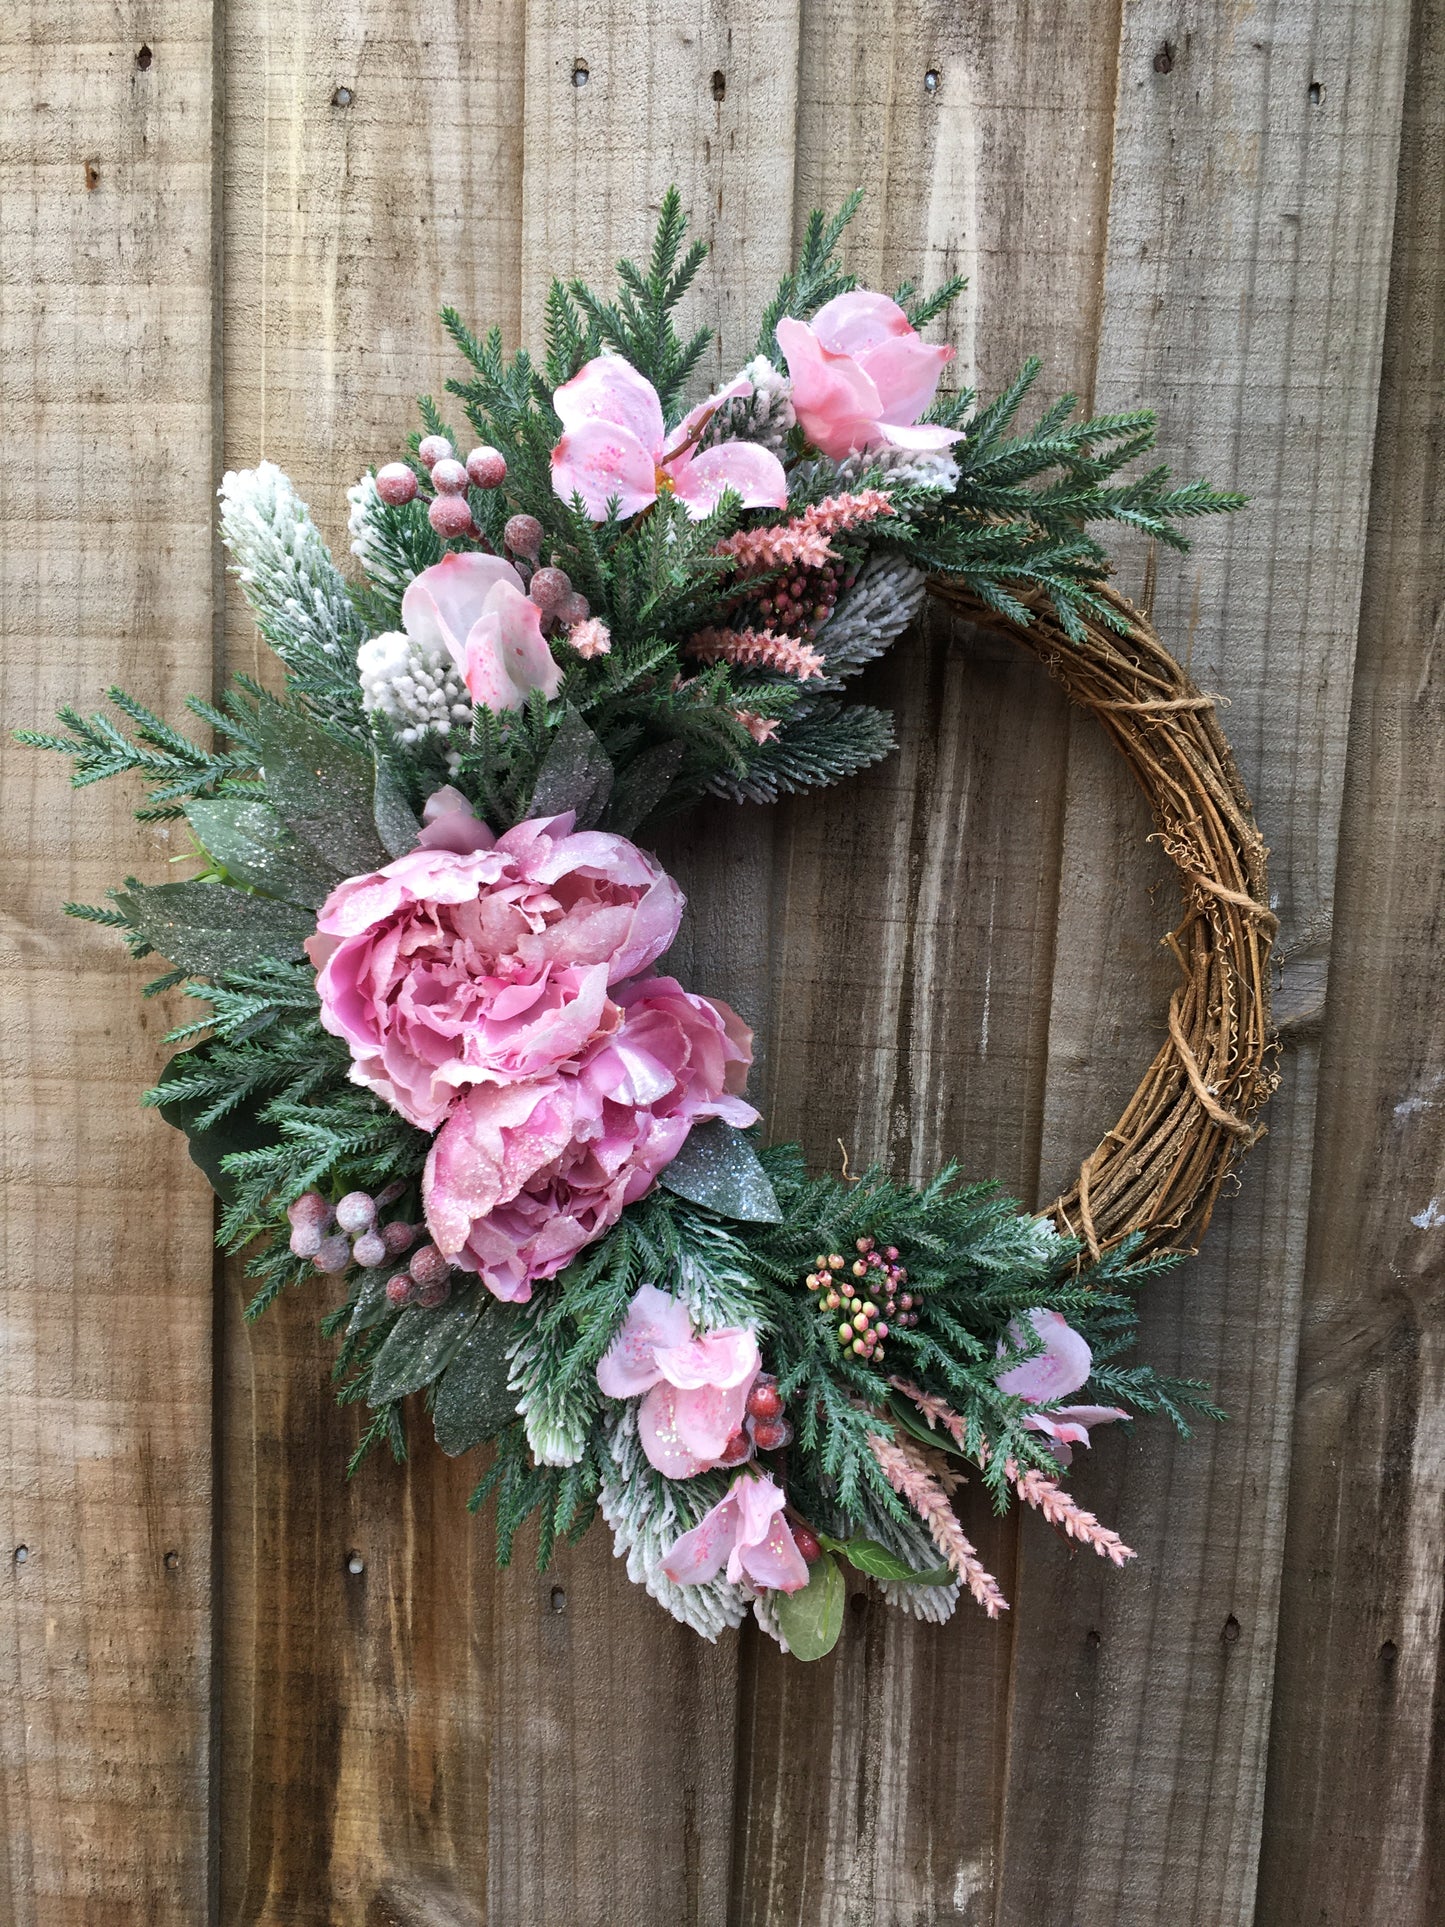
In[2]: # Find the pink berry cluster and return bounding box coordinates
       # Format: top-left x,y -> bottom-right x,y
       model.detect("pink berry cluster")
805,1236 -> 916,1366
746,558 -> 856,638
375,435 -> 509,544
285,1186 -> 454,1310
714,1373 -> 795,1469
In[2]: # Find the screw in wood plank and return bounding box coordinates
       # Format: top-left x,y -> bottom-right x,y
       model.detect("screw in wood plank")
331,86 -> 353,108
571,60 -> 589,88
346,1551 -> 365,1575
13,1546 -> 29,1565
924,70 -> 939,94
135,45 -> 152,70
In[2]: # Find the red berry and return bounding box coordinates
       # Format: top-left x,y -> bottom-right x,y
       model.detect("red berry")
312,1232 -> 352,1274
716,1428 -> 754,1468
408,1242 -> 449,1288
380,1219 -> 417,1257
504,513 -> 543,558
559,591 -> 590,626
528,565 -> 571,615
417,434 -> 453,467
430,457 -> 469,495
287,1190 -> 332,1230
288,1222 -> 324,1259
335,1190 -> 376,1235
745,1379 -> 784,1421
416,1276 -> 452,1310
429,494 -> 475,540
351,1230 -> 387,1270
385,1274 -> 414,1308
747,1415 -> 793,1452
791,1523 -> 822,1564
466,446 -> 507,489
375,462 -> 418,506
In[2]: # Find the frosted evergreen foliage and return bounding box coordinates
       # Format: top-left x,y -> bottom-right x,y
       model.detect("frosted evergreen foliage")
218,464 -> 365,720
816,551 -> 930,680
702,355 -> 796,454
598,1408 -> 749,1639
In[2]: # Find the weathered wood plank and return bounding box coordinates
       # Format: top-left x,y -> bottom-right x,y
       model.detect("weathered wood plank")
1256,1 -> 1445,1916
997,7 -> 1412,1924
0,4 -> 219,1921
732,6 -> 1130,1922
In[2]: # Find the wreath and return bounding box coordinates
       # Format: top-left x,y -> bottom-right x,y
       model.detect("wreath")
23,193 -> 1274,1658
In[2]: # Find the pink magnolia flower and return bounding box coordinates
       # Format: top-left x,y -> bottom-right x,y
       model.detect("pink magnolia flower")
776,290 -> 962,461
661,1471 -> 810,1594
306,792 -> 683,1132
550,355 -> 788,522
994,1308 -> 1129,1465
401,552 -> 563,711
423,977 -> 759,1301
597,1283 -> 760,1477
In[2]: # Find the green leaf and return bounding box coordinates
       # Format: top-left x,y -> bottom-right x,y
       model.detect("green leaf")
184,796 -> 336,908
373,758 -> 421,860
659,1121 -> 782,1222
818,1532 -> 953,1586
432,1312 -> 520,1455
886,1394 -> 972,1458
114,879 -> 316,977
252,704 -> 389,879
604,740 -> 685,835
347,1266 -> 397,1335
153,1047 -> 276,1203
772,1552 -> 845,1660
528,706 -> 613,825
367,1290 -> 482,1406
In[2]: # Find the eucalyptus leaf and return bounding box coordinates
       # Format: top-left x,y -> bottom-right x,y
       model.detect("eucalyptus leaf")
185,796 -> 336,908
252,704 -> 389,879
528,706 -> 613,825
373,758 -> 421,859
367,1290 -> 481,1406
772,1552 -> 845,1660
818,1532 -> 953,1586
659,1120 -> 782,1222
432,1312 -> 521,1455
152,1047 -> 277,1203
604,739 -> 685,835
115,879 -> 315,977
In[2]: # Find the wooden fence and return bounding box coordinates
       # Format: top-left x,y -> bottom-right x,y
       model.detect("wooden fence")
3,2 -> 1441,1921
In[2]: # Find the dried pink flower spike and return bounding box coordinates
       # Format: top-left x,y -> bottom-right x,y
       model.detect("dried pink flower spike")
567,616 -> 612,660
732,708 -> 779,745
867,1429 -> 1011,1618
687,626 -> 825,681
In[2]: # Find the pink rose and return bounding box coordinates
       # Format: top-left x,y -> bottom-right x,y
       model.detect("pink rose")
423,978 -> 759,1301
776,290 -> 963,461
401,551 -> 563,710
550,354 -> 788,522
661,1471 -> 810,1594
306,791 -> 684,1132
597,1282 -> 760,1477
994,1308 -> 1129,1465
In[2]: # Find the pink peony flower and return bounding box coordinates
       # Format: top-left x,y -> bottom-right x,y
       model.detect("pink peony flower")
423,977 -> 759,1301
550,355 -> 788,522
661,1471 -> 811,1593
596,1282 -> 760,1478
776,290 -> 963,461
306,792 -> 683,1132
401,551 -> 563,711
994,1308 -> 1129,1465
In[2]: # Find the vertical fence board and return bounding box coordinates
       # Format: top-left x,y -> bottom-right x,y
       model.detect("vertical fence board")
732,7 -> 1132,1923
997,6 -> 1411,1924
0,3 -> 218,1921
217,5 -> 530,1918
1257,1 -> 1445,1916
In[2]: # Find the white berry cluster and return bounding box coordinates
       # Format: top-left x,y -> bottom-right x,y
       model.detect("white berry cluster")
356,629 -> 472,744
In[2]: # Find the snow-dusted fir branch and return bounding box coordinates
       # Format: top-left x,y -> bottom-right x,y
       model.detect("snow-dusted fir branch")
814,551 -> 930,680
701,355 -> 796,454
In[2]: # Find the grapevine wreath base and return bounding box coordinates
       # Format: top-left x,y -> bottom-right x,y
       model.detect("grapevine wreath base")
26,193 -> 1274,1657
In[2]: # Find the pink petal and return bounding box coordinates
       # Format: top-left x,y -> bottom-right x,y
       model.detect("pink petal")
661,375 -> 753,460
859,333 -> 955,429
417,785 -> 495,854
553,354 -> 665,456
668,442 -> 789,519
670,1379 -> 752,1464
639,1381 -> 716,1478
596,1281 -> 694,1398
462,614 -> 527,712
729,1473 -> 810,1592
811,289 -> 915,356
551,419 -> 660,520
875,420 -> 963,451
655,1327 -> 759,1392
660,1489 -> 740,1584
401,552 -> 525,662
995,1309 -> 1094,1403
486,581 -> 564,701
776,316 -> 884,460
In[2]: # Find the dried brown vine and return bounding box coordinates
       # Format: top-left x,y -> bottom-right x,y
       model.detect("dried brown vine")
929,575 -> 1278,1260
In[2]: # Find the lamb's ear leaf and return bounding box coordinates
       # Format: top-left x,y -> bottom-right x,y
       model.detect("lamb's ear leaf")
252,704 -> 390,878
528,706 -> 613,825
659,1120 -> 782,1223
772,1553 -> 845,1660
373,758 -> 422,859
366,1290 -> 482,1406
113,879 -> 315,978
432,1310 -> 522,1455
185,796 -> 336,908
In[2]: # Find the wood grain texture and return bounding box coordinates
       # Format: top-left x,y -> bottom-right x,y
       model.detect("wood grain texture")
0,4 -> 219,1921
1257,0 -> 1445,1916
998,7 -> 1412,1924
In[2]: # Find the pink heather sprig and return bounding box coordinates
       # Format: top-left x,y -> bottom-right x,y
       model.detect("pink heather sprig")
687,626 -> 825,681
567,616 -> 612,660
892,1379 -> 1136,1567
867,1430 -> 1011,1619
715,490 -> 895,572
731,708 -> 780,745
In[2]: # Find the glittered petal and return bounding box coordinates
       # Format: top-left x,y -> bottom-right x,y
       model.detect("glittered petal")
486,581 -> 564,701
638,1382 -> 714,1478
875,419 -> 964,451
668,1379 -> 752,1462
552,354 -> 666,454
996,1308 -> 1094,1403
811,289 -> 914,355
669,442 -> 789,519
596,1281 -> 693,1398
401,552 -> 525,659
859,332 -> 955,428
655,1327 -> 760,1392
660,1490 -> 740,1584
551,419 -> 660,520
